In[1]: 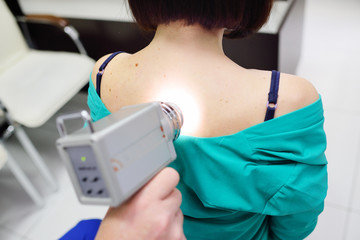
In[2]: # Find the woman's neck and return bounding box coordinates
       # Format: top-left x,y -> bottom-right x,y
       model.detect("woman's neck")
148,21 -> 225,56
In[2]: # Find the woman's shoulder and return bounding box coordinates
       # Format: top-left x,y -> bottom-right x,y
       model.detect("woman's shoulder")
246,69 -> 320,119
90,52 -> 131,86
273,71 -> 320,118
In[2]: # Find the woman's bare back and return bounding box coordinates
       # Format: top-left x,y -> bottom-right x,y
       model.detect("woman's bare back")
92,24 -> 318,138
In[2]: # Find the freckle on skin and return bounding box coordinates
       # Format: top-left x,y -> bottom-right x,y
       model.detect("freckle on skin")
109,88 -> 111,92
135,63 -> 139,67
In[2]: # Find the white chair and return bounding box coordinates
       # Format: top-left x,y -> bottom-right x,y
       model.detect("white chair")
0,143 -> 44,206
0,0 -> 95,194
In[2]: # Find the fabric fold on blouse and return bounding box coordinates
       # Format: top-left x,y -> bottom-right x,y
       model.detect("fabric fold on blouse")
170,97 -> 327,239
87,75 -> 111,122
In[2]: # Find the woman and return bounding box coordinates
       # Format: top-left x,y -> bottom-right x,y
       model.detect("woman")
88,0 -> 328,239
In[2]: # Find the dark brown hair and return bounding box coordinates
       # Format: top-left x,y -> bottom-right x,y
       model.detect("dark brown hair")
128,0 -> 274,38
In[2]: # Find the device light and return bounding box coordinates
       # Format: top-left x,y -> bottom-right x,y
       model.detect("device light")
155,86 -> 201,136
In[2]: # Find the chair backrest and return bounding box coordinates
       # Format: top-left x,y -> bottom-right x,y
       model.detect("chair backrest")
0,144 -> 7,169
0,0 -> 28,73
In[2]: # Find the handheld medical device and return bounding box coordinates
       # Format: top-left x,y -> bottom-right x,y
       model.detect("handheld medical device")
56,102 -> 183,207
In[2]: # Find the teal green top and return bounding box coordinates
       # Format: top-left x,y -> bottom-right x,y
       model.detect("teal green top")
88,79 -> 328,240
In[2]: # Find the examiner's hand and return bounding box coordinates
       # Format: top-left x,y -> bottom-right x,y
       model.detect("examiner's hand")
95,167 -> 186,240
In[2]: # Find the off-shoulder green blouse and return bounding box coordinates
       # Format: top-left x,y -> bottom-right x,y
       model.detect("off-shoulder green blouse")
88,79 -> 328,240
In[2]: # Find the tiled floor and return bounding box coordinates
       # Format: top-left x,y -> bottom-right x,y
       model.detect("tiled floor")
1,0 -> 360,239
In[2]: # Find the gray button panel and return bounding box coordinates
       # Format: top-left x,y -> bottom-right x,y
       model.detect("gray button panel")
66,146 -> 109,198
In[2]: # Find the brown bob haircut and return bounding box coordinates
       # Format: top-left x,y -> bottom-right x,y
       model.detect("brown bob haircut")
128,0 -> 274,38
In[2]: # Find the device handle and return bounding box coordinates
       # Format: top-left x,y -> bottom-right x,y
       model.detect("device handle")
56,110 -> 94,137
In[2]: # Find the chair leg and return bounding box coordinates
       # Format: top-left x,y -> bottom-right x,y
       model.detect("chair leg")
14,125 -> 58,192
6,150 -> 45,207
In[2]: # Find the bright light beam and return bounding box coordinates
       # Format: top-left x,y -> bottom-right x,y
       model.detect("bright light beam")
154,86 -> 202,136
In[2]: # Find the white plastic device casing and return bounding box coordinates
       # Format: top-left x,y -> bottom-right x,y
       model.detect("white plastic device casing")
56,102 -> 178,207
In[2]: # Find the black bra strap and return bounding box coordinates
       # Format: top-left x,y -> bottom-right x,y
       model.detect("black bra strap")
96,51 -> 123,98
264,70 -> 280,121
